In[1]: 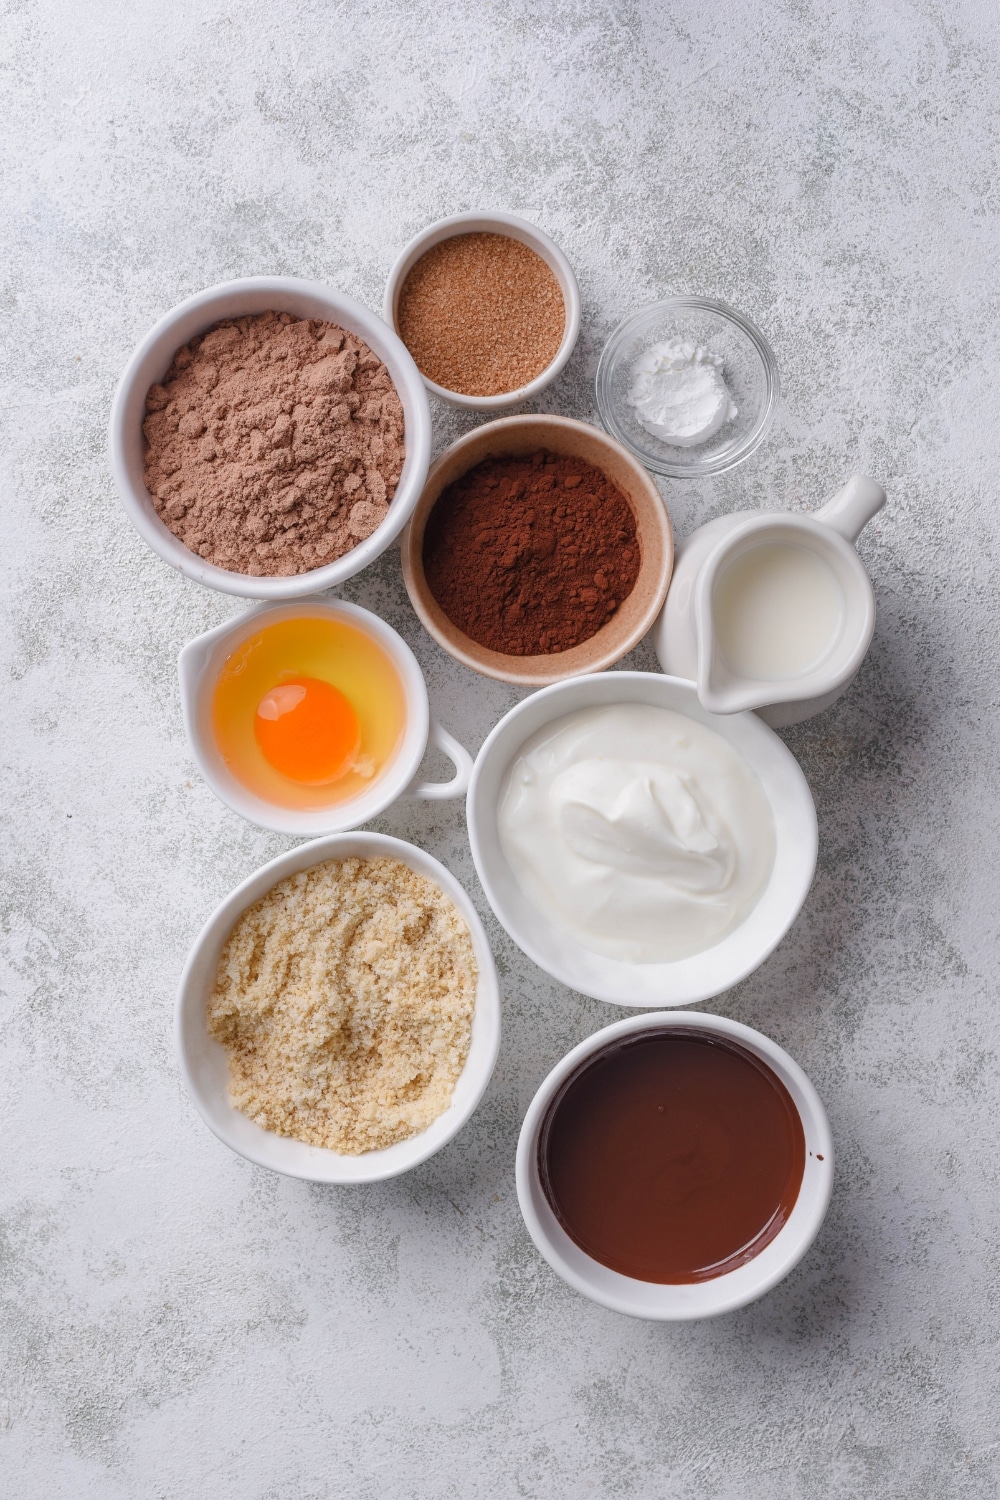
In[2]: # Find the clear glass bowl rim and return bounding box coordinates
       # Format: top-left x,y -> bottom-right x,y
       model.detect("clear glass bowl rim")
595,296 -> 780,478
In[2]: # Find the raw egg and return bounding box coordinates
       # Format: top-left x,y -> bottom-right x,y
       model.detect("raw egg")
212,614 -> 407,809
254,677 -> 360,785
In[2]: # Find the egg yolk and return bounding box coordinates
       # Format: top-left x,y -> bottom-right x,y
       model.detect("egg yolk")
253,677 -> 360,785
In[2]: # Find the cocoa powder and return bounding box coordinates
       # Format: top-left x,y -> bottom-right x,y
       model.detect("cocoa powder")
143,311 -> 405,577
422,451 -> 640,655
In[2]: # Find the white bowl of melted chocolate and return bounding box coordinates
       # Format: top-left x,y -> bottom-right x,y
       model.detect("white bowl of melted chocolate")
517,1011 -> 833,1319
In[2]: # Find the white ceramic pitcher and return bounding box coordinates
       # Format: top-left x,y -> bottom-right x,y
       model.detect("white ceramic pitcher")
653,475 -> 886,727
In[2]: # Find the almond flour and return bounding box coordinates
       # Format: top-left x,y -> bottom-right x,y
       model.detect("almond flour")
206,857 -> 477,1155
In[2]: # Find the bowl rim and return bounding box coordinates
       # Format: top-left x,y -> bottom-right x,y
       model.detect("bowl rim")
466,671 -> 817,1005
176,831 -> 501,1182
383,211 -> 582,410
595,296 -> 780,478
400,414 -> 674,686
108,275 -> 432,600
516,1009 -> 833,1319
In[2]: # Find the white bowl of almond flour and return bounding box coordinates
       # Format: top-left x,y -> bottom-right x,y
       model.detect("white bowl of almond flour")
109,277 -> 432,599
176,833 -> 501,1182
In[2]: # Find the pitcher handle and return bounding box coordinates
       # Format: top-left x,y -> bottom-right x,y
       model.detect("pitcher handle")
814,474 -> 886,543
402,720 -> 473,802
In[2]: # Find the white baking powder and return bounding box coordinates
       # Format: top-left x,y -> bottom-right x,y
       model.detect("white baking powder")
628,337 -> 737,447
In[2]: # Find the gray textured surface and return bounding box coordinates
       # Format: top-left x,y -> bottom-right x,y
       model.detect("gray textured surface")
2,1 -> 998,1495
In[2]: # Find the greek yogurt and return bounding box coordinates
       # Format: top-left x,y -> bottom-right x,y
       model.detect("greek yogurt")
497,703 -> 774,963
627,337 -> 737,447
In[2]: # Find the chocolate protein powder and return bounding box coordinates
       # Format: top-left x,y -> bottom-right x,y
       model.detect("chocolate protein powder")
143,311 -> 405,577
422,450 -> 640,655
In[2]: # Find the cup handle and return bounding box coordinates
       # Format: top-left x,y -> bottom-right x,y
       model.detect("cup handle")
402,720 -> 473,802
814,474 -> 886,543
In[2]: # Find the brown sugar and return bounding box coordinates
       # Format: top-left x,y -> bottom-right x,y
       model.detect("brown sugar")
397,232 -> 565,397
422,450 -> 641,655
142,311 -> 405,578
206,856 -> 478,1155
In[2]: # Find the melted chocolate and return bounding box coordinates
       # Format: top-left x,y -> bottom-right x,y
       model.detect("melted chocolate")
538,1029 -> 806,1284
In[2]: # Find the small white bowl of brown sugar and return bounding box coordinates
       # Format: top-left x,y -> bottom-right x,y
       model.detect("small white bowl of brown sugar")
109,278 -> 432,599
383,212 -> 581,410
177,832 -> 501,1182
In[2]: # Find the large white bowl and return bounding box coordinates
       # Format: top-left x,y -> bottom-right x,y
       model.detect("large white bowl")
178,597 -> 472,837
176,833 -> 501,1183
109,277 -> 432,599
516,1010 -> 833,1320
383,211 -> 581,410
467,672 -> 817,1006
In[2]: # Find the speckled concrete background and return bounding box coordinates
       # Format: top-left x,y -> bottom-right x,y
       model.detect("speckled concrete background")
2,0 -> 998,1495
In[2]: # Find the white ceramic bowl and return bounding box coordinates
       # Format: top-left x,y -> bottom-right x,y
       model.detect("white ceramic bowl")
383,211 -> 581,410
467,672 -> 817,1006
516,1010 -> 833,1319
109,276 -> 432,599
177,832 -> 501,1183
179,597 -> 473,836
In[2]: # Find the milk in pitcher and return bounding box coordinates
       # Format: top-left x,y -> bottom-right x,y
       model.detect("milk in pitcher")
712,542 -> 844,682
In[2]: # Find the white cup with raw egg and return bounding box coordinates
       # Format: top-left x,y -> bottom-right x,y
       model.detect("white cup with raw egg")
179,599 -> 473,835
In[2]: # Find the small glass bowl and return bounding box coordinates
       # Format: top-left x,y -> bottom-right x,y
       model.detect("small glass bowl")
595,297 -> 779,478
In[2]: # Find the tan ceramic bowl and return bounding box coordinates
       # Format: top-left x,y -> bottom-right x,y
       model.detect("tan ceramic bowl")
400,416 -> 673,686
